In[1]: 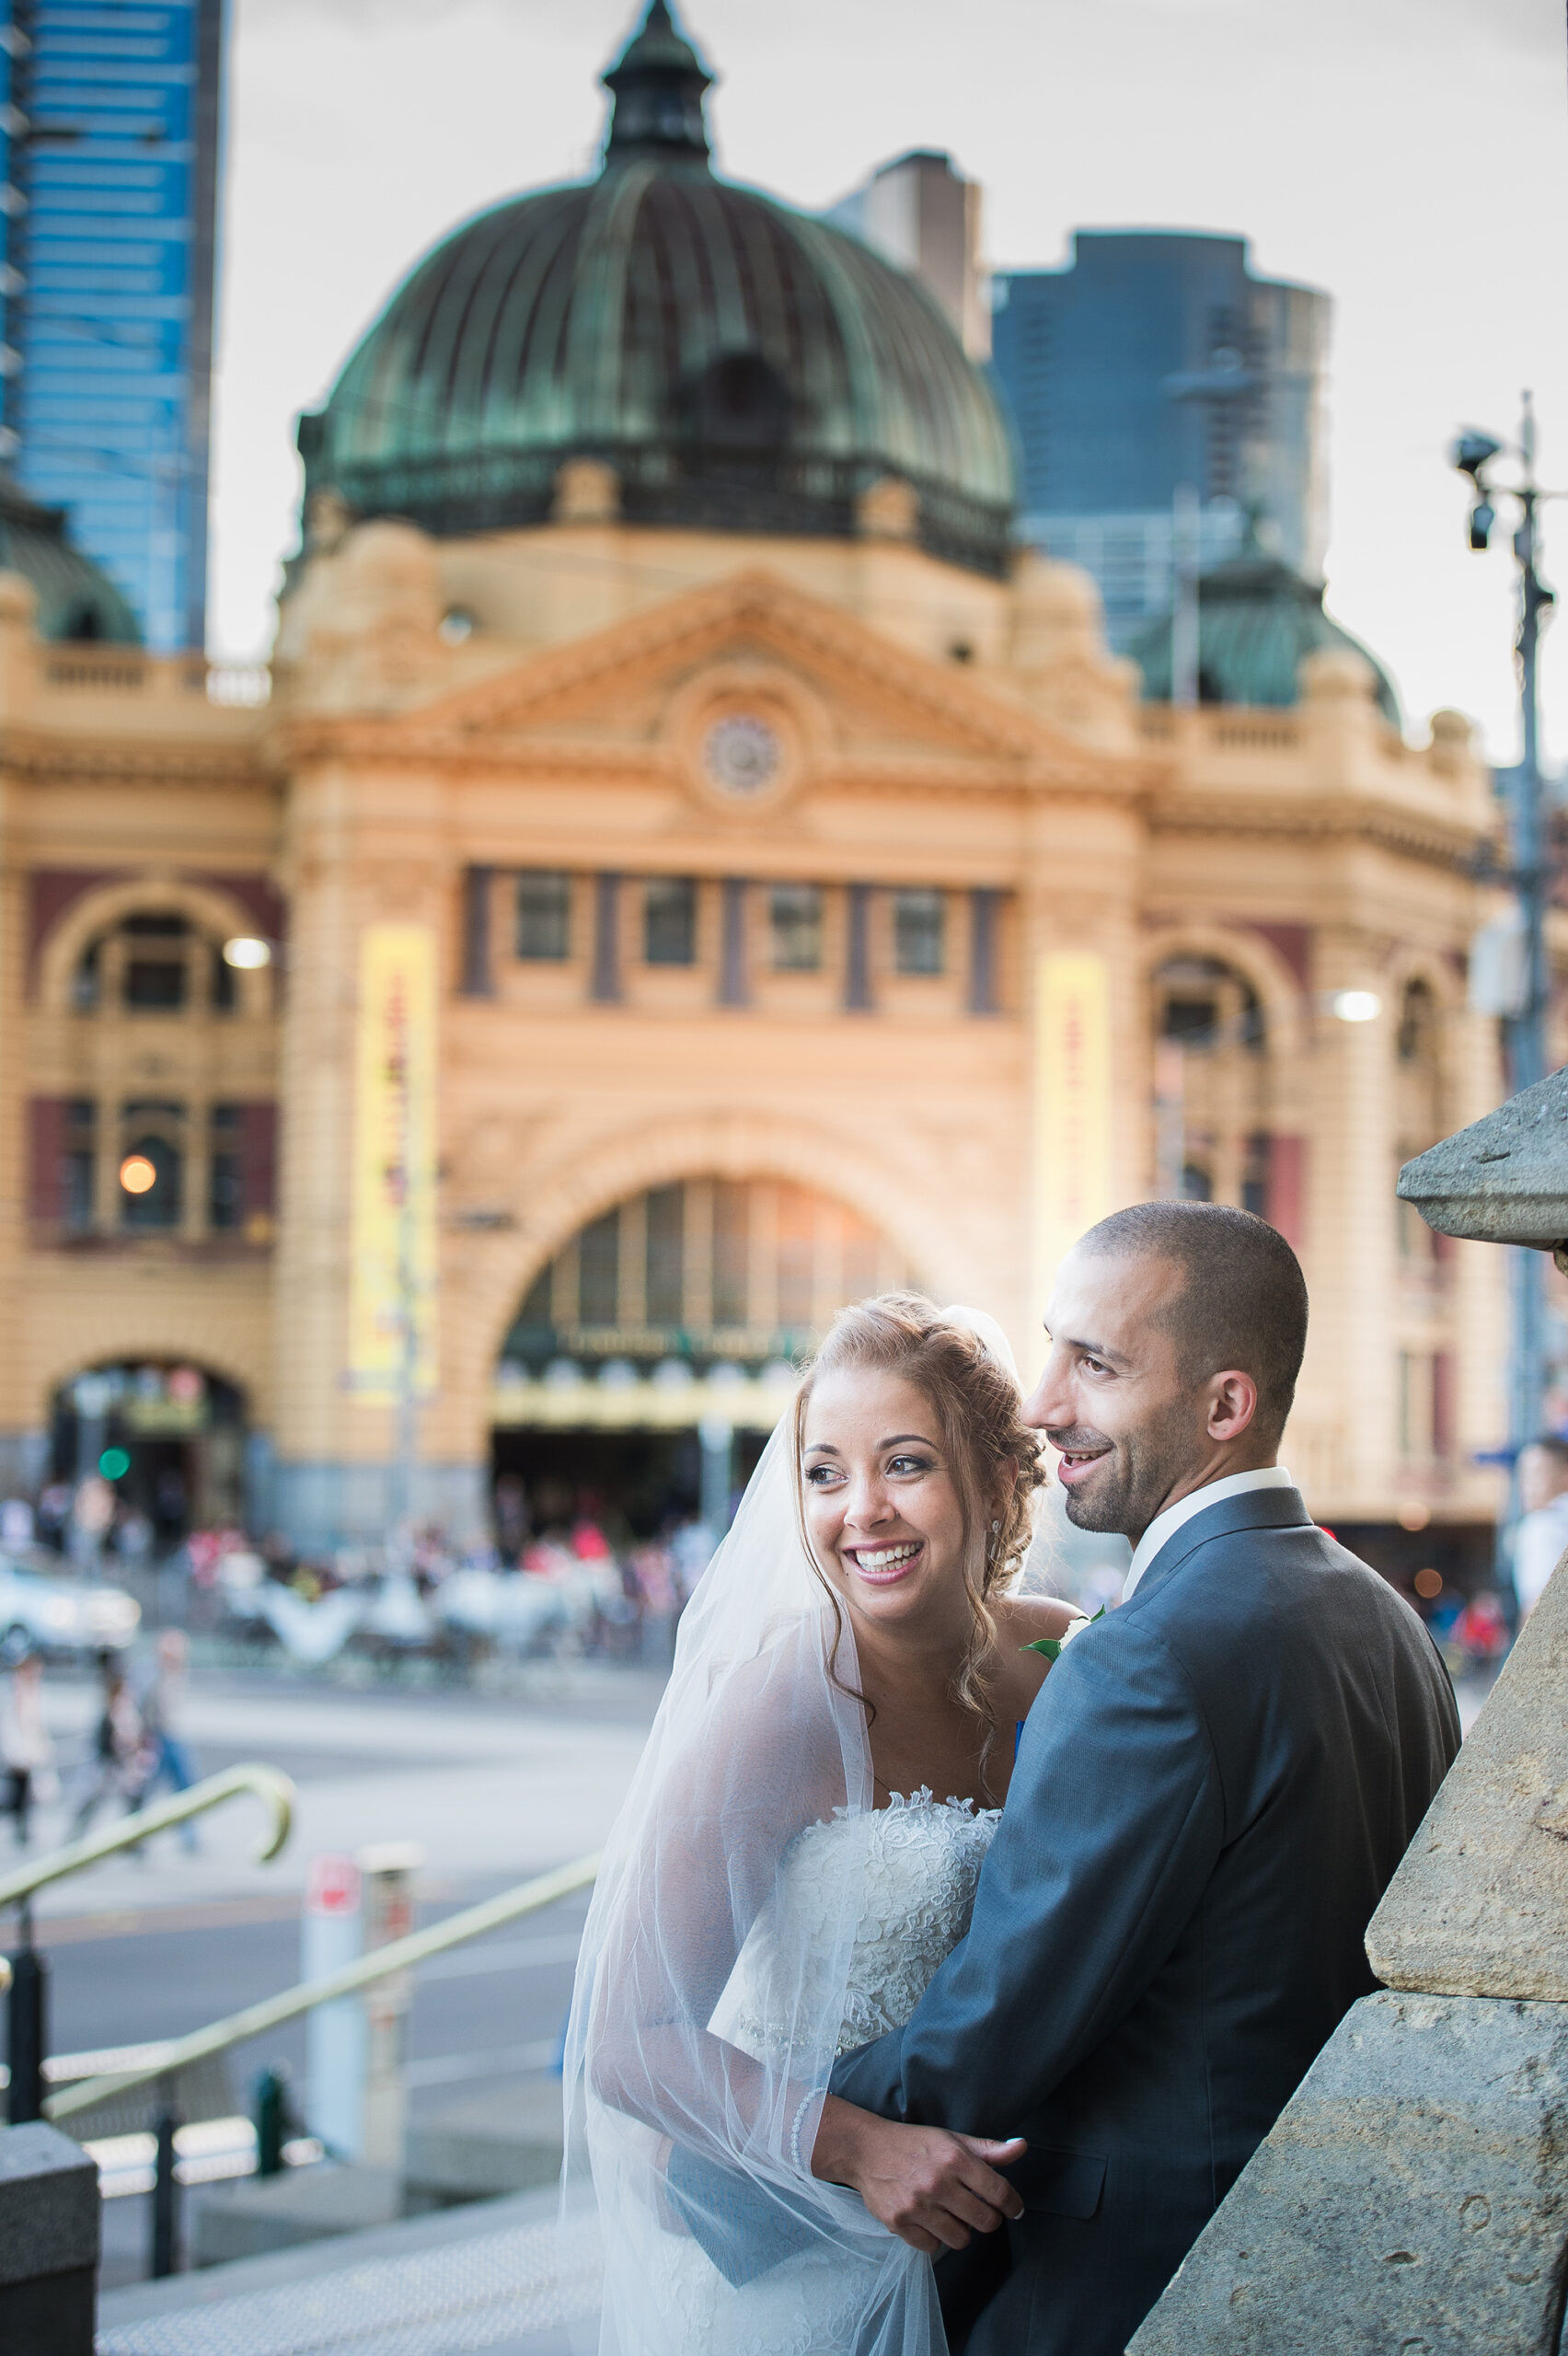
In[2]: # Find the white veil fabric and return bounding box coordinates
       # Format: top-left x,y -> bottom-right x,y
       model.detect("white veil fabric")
561,1308 -> 1034,2356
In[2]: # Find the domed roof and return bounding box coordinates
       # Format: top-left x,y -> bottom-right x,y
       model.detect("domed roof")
0,475 -> 141,644
296,4 -> 1016,579
1129,534 -> 1400,724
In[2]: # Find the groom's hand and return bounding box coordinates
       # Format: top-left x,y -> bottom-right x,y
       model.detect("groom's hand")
811,2095 -> 1026,2255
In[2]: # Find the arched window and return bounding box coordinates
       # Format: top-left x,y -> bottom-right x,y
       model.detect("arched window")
1152,955 -> 1273,1217
71,907 -> 253,1018
500,1178 -> 914,1379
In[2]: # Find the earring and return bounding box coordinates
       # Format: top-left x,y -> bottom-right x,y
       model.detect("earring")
988,1518 -> 1001,1563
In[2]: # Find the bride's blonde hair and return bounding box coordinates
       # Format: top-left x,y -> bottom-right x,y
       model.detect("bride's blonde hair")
790,1291 -> 1045,1742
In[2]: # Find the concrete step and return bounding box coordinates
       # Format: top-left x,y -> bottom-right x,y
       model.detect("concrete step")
190,2162 -> 403,2269
95,2185 -> 601,2356
404,2078 -> 564,2207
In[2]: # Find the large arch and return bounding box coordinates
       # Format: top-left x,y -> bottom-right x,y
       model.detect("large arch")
32,1326 -> 267,1431
35,874 -> 276,1015
1137,920 -> 1308,1057
447,1107 -> 996,1410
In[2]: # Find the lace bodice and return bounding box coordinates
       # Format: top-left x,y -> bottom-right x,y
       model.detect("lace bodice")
709,1788 -> 1000,2070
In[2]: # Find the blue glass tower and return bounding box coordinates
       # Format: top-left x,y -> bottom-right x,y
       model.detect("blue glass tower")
990,232 -> 1329,650
0,0 -> 224,653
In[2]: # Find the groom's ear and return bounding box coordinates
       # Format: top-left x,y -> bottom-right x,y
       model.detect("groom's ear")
1205,1370 -> 1259,1442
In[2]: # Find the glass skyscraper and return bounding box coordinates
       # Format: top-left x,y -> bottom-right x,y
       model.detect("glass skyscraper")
989,232 -> 1330,651
0,0 -> 224,653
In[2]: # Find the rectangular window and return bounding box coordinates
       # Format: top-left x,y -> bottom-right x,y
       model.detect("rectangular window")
124,953 -> 187,1009
211,944 -> 237,1013
515,872 -> 571,962
646,1184 -> 686,1328
210,1104 -> 242,1230
894,889 -> 945,976
579,1207 -> 620,1326
51,1099 -> 98,1232
644,878 -> 697,967
120,1101 -> 184,1230
770,884 -> 823,972
712,1182 -> 749,1328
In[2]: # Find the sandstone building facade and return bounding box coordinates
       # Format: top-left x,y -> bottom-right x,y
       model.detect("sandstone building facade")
0,6 -> 1509,1578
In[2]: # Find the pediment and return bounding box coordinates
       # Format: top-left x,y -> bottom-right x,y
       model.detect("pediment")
370,569 -> 1118,790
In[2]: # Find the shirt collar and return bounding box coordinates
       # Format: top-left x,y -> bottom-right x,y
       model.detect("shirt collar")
1122,1464 -> 1296,1602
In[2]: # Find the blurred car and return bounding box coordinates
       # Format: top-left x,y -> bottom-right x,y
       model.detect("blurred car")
0,1554 -> 140,1656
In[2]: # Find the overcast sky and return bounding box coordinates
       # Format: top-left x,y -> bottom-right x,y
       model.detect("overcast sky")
212,0 -> 1568,763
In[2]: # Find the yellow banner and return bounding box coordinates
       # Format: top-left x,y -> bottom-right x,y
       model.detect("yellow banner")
1033,950 -> 1113,1316
349,924 -> 439,1397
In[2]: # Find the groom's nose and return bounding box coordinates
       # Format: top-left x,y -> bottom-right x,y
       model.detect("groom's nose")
1021,1353 -> 1067,1431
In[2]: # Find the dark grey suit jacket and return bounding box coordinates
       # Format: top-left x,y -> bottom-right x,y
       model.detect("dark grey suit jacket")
831,1485 -> 1459,2356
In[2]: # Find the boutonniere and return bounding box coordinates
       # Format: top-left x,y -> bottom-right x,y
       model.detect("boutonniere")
1022,1606 -> 1105,1662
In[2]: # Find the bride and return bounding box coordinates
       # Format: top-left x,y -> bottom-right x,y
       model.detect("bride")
564,1293 -> 1082,2355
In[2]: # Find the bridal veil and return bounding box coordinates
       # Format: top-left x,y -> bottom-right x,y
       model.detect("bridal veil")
562,1304 -> 1032,2356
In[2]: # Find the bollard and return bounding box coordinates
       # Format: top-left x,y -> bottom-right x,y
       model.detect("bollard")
6,1912 -> 47,2124
303,1854 -> 367,2158
357,1842 -> 421,2171
253,2062 -> 289,2177
148,2088 -> 179,2280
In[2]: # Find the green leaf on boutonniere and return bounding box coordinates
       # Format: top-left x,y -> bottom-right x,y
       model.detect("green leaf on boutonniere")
1022,1605 -> 1105,1661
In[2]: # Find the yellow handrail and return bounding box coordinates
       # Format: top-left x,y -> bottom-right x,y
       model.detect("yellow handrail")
0,1762 -> 294,1913
45,1850 -> 600,2124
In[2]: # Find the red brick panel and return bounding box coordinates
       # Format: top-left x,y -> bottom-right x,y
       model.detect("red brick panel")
28,1097 -> 69,1222
240,1103 -> 277,1216
1266,1135 -> 1307,1253
26,870 -> 129,996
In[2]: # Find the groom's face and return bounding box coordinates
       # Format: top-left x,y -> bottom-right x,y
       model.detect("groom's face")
1023,1248 -> 1205,1543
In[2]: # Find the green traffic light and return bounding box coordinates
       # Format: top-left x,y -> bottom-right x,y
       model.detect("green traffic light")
98,1447 -> 131,1481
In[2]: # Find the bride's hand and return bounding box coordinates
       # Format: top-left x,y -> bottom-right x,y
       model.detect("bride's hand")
811,2095 -> 1026,2254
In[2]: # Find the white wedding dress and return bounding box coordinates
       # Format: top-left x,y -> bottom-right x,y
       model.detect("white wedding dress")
651,1790 -> 1000,2355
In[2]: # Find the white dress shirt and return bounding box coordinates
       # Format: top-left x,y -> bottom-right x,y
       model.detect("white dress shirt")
1122,1464 -> 1297,1602
1514,1493 -> 1568,1618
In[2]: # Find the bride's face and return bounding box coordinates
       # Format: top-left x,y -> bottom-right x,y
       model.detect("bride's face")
801,1367 -> 972,1630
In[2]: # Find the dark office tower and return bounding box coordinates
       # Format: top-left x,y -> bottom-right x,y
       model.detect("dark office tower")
990,232 -> 1330,650
0,0 -> 225,653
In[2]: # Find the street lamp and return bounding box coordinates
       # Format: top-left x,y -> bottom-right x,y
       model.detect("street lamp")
1451,394 -> 1561,1562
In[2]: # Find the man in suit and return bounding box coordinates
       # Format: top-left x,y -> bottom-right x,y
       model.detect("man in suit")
813,1200 -> 1460,2355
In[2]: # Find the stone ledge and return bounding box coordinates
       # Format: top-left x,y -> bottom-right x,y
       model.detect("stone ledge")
1366,1544 -> 1568,1999
1130,1990 -> 1568,2356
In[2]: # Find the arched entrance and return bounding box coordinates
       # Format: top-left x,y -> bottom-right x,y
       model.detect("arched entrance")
47,1360 -> 248,1552
490,1176 -> 914,1548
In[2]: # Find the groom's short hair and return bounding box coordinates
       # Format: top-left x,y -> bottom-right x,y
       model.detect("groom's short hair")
1077,1201 -> 1309,1438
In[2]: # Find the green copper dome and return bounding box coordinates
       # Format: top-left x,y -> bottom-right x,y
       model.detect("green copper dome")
0,475 -> 141,644
296,4 -> 1016,578
1130,537 -> 1400,724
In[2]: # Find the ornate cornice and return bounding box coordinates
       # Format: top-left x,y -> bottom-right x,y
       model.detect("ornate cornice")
0,732 -> 269,788
1149,791 -> 1486,874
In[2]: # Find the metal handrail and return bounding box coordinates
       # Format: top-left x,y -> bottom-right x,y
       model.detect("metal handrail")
46,1849 -> 600,2123
0,1763 -> 294,1912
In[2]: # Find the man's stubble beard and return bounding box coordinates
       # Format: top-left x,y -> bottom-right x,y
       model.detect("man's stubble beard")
1060,1398 -> 1203,1542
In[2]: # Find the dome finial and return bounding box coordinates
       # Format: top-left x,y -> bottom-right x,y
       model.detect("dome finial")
601,1 -> 714,168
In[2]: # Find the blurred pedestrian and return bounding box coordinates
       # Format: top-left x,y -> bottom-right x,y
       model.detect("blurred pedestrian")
70,1652 -> 148,1839
1512,1435 -> 1568,1620
135,1629 -> 200,1852
0,1496 -> 34,1553
0,1642 -> 54,1846
1453,1589 -> 1510,1679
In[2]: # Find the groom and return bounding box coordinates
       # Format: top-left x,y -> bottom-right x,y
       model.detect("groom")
816,1201 -> 1460,2354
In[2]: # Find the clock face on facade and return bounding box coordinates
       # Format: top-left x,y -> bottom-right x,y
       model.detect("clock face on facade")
702,713 -> 781,796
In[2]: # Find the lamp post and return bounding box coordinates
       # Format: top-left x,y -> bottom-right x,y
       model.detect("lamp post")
1451,395 -> 1560,1559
